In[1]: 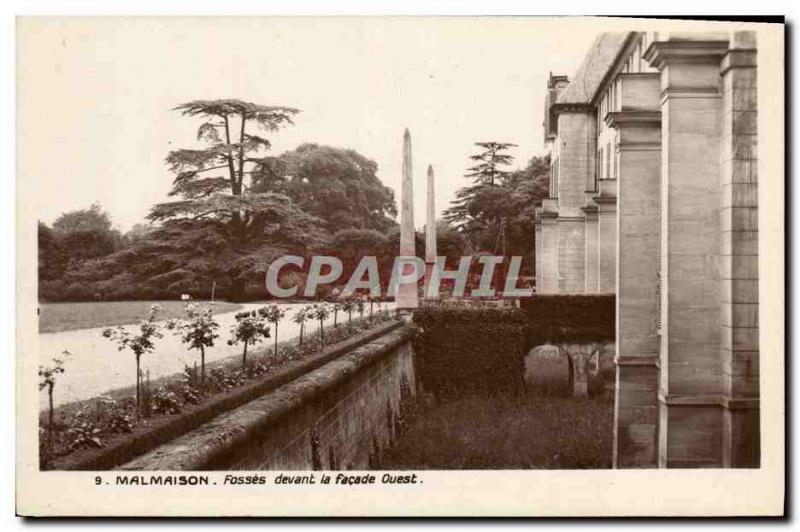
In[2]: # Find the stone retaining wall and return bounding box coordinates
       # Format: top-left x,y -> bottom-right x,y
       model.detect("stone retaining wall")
120,325 -> 417,471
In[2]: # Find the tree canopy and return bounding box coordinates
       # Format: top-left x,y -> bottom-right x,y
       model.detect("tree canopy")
444,146 -> 550,272
253,143 -> 397,233
39,100 -> 401,302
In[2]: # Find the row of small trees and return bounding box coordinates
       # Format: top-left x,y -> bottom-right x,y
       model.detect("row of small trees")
291,296 -> 381,346
40,296 -> 386,442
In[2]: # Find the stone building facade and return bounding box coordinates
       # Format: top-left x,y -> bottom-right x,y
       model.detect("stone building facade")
534,31 -> 759,468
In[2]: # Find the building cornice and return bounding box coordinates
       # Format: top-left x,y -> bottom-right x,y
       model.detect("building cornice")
593,195 -> 617,205
551,102 -> 594,115
643,39 -> 729,70
719,48 -> 757,76
604,110 -> 662,129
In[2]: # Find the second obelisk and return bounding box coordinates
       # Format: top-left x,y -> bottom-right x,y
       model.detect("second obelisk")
424,164 -> 437,298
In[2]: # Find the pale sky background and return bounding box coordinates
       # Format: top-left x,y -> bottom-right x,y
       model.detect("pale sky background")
19,17 -> 598,231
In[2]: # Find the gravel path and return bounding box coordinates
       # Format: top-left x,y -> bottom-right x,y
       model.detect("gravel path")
38,301 -> 395,409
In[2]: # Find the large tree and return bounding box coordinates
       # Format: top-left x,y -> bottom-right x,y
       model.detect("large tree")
252,143 -> 397,232
39,203 -> 122,282
444,148 -> 549,272
443,142 -> 517,249
143,100 -> 327,299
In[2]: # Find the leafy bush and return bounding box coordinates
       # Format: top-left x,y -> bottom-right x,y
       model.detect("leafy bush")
167,304 -> 220,381
228,309 -> 271,366
149,387 -> 183,416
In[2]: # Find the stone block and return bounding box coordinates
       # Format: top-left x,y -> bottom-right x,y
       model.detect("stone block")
664,405 -> 723,467
721,302 -> 759,328
719,254 -> 758,280
722,407 -> 760,468
729,157 -> 758,183
732,110 -> 758,136
721,230 -> 759,256
730,88 -> 757,111
721,325 -> 759,352
721,278 -> 758,304
721,182 -> 758,209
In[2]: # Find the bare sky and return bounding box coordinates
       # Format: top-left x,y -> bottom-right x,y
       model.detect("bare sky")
19,17 -> 598,231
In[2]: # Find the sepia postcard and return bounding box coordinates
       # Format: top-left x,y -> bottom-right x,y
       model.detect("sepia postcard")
15,15 -> 785,517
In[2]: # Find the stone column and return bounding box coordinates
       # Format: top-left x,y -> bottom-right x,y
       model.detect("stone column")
539,199 -> 559,293
534,207 -> 543,292
720,32 -> 759,468
558,218 -> 585,293
595,179 -> 617,293
424,164 -> 437,298
553,108 -> 595,293
645,38 -> 728,468
582,205 -> 599,293
607,101 -> 662,468
397,128 -> 418,314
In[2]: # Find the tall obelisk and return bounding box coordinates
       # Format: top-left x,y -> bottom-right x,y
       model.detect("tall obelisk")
397,128 -> 418,315
424,164 -> 437,298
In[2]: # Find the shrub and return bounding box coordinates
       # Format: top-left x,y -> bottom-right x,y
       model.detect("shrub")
149,386 -> 183,416
228,309 -> 271,367
102,304 -> 164,419
167,304 -> 220,382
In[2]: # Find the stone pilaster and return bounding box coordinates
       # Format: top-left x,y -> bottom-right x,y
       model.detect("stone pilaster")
582,205 -> 599,293
553,107 -> 596,293
557,217 -> 585,293
539,199 -> 559,293
595,179 -> 617,294
645,38 -> 729,468
607,104 -> 662,468
534,207 -> 543,292
719,32 -> 759,468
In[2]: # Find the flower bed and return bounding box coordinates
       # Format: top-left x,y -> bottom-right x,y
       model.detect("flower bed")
41,310 -> 397,470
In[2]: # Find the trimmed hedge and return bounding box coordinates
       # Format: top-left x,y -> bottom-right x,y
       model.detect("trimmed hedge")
412,295 -> 616,397
521,295 -> 615,346
413,307 -> 527,397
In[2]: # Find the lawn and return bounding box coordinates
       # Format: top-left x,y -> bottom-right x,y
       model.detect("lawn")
38,300 -> 243,333
381,390 -> 614,469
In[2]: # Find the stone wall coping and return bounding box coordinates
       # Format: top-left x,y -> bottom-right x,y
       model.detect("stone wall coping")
119,324 -> 417,471
53,319 -> 405,471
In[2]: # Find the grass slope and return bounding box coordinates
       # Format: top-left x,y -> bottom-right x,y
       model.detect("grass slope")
38,300 -> 242,333
382,391 -> 613,469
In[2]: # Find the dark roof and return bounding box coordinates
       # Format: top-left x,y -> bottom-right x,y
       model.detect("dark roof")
556,33 -> 631,104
